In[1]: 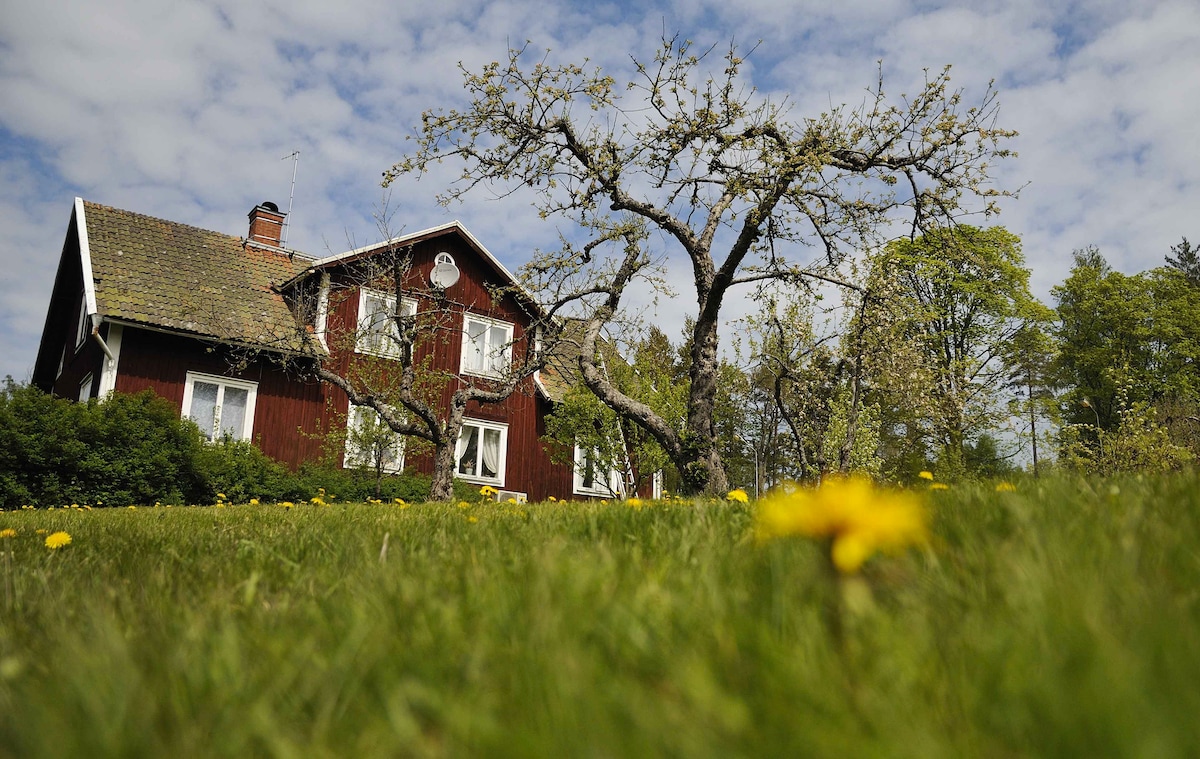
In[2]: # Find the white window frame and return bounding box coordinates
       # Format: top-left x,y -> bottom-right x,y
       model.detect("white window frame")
356,287 -> 417,359
460,313 -> 514,378
181,372 -> 259,442
573,444 -> 625,498
455,418 -> 508,486
78,373 -> 93,402
343,404 -> 405,473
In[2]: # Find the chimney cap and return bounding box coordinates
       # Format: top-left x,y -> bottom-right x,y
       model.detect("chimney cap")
257,201 -> 280,213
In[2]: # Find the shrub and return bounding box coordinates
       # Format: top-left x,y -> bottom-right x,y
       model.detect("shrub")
0,380 -> 208,507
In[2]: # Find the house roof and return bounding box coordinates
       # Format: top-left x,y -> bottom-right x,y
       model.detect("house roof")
79,200 -> 315,350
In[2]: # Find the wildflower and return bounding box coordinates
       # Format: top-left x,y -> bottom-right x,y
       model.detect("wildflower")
930,483 -> 950,490
479,485 -> 498,498
506,498 -> 517,504
44,531 -> 72,550
726,488 -> 749,503
217,493 -> 227,500
249,498 -> 260,506
280,501 -> 295,509
600,500 -> 608,505
547,496 -> 558,503
467,516 -> 479,524
756,476 -> 928,574
128,505 -> 137,510
393,498 -> 406,505
35,529 -> 47,535
310,496 -> 327,507
0,528 -> 16,538
918,471 -> 934,481
457,501 -> 470,510
995,482 -> 1016,492
627,497 -> 643,508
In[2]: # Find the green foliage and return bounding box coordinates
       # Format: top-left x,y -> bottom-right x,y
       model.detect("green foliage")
872,225 -> 1039,468
821,388 -> 882,478
0,380 -> 207,507
4,475 -> 1200,756
1060,398 -> 1193,476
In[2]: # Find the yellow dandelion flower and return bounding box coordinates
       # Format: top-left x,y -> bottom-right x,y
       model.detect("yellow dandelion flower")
394,498 -> 406,505
35,529 -> 47,535
0,528 -> 16,538
627,497 -> 643,508
128,505 -> 137,510
217,493 -> 227,500
547,496 -> 558,502
756,475 -> 928,574
44,531 -> 72,550
457,501 -> 470,509
249,498 -> 260,505
310,496 -> 325,506
726,488 -> 750,503
467,516 -> 479,524
995,482 -> 1016,492
918,471 -> 934,481
506,497 -> 517,504
930,483 -> 950,490
479,485 -> 498,497
280,501 -> 294,509
600,499 -> 608,505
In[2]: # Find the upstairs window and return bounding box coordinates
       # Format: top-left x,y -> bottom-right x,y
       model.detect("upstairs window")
75,293 -> 89,350
182,372 -> 258,441
356,288 -> 417,359
343,404 -> 405,473
573,444 -> 625,498
461,314 -> 514,377
455,419 -> 507,485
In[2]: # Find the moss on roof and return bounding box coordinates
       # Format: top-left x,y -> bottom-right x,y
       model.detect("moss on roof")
82,201 -> 314,350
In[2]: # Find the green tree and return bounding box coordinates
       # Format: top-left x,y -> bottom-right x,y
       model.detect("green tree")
387,37 -> 1014,494
1053,248 -> 1156,431
1166,236 -> 1200,284
872,226 -> 1037,475
1001,313 -> 1058,476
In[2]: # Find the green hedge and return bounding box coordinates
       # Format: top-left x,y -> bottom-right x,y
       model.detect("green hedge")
0,381 -> 457,508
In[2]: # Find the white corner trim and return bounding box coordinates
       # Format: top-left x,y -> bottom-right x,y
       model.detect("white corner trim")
315,272 -> 331,351
75,198 -> 98,317
96,323 -> 123,397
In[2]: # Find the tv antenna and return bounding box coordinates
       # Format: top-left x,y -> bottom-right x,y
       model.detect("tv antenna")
281,150 -> 300,245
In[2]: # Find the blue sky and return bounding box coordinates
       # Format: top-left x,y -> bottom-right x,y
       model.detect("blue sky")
2,0 -> 1198,382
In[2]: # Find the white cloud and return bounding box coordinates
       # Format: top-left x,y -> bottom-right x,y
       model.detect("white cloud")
1,0 -> 1199,383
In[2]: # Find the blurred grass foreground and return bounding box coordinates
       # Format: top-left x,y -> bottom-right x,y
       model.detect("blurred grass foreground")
2,474 -> 1200,757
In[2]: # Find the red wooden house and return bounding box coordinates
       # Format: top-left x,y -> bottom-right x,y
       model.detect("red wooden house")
32,198 -> 634,501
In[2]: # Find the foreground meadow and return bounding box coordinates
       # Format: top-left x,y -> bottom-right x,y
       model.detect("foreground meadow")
1,476 -> 1199,757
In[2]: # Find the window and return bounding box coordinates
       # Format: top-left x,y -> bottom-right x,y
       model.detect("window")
75,294 -> 89,350
356,288 -> 417,359
182,372 -> 258,441
455,419 -> 508,485
78,373 -> 93,403
573,444 -> 625,497
343,405 -> 405,473
460,314 -> 514,377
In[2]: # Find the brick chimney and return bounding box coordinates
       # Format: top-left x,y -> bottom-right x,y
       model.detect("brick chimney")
247,201 -> 285,246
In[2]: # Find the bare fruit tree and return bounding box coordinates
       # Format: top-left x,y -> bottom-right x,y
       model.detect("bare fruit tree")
386,36 -> 1015,495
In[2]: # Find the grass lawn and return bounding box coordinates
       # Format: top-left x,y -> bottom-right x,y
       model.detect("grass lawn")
1,475 -> 1199,757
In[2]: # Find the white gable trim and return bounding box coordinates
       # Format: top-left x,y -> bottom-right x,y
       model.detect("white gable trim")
75,198 -> 98,318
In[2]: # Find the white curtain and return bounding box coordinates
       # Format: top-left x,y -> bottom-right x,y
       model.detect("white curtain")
481,428 -> 500,478
189,382 -> 219,440
219,387 -> 248,439
457,426 -> 478,475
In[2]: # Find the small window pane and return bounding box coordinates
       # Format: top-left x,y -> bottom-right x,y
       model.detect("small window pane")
190,382 -> 220,440
457,426 -> 479,476
220,387 -> 249,439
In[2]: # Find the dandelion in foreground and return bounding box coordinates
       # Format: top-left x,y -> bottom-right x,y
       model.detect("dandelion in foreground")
44,531 -> 72,550
0,528 -> 16,538
726,488 -> 750,503
756,476 -> 928,574
918,471 -> 934,481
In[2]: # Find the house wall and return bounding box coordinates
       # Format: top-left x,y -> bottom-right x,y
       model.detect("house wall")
317,232 -> 580,499
113,327 -> 331,467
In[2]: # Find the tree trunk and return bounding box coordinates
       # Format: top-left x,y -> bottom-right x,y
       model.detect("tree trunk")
429,438 -> 457,501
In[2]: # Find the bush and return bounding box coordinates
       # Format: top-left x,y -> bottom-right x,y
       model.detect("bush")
0,380 -> 208,507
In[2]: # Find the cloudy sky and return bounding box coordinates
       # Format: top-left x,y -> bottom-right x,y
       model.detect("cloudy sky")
2,0 -> 1198,382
